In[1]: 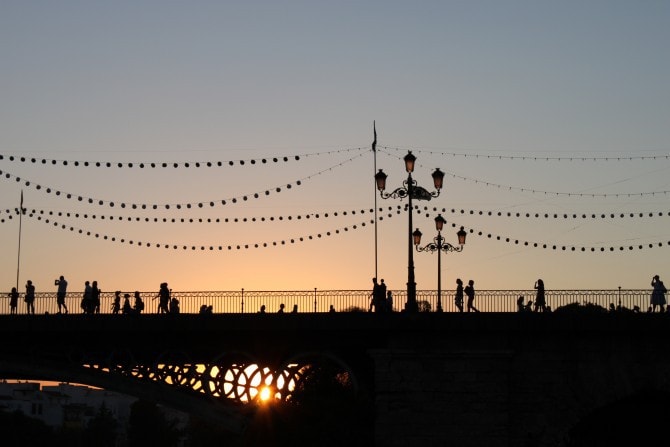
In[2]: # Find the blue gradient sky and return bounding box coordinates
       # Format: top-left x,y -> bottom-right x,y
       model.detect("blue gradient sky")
1,1 -> 669,295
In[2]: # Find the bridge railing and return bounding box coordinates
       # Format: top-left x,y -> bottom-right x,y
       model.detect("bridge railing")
2,289 -> 653,315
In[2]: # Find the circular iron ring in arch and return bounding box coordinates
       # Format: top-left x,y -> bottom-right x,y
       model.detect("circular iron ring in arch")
278,351 -> 359,402
152,350 -> 200,389
197,351 -> 265,402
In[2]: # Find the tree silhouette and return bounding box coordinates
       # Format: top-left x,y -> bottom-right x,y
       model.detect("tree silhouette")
83,402 -> 118,447
127,400 -> 181,447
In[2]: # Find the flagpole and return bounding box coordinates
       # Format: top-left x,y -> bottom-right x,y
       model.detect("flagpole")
16,190 -> 23,291
372,121 -> 378,279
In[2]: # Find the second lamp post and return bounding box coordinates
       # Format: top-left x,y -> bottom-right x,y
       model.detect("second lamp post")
414,215 -> 467,312
375,150 -> 445,313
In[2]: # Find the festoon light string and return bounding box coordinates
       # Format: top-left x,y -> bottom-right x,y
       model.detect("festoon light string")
10,203 -> 669,253
0,146 -> 367,168
22,206 -> 404,251
379,145 -> 670,162
376,148 -> 670,198
0,205 -> 404,225
0,152 -> 366,210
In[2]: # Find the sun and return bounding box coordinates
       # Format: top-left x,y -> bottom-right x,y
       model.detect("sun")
258,386 -> 272,402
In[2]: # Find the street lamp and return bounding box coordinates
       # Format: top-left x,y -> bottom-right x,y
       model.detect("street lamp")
414,216 -> 466,312
375,151 -> 445,312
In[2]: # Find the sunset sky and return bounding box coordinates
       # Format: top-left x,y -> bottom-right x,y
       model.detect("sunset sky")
1,1 -> 669,295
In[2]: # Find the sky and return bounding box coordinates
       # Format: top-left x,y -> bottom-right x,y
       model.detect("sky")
0,1 -> 669,295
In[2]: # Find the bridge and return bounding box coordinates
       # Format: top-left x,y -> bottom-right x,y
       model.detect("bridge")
1,308 -> 668,446
2,287 -> 654,315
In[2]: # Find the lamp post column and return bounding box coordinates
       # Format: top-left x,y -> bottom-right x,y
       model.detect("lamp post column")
406,172 -> 417,312
436,231 -> 443,312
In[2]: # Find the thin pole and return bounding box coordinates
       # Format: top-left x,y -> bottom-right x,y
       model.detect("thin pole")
437,232 -> 443,312
407,173 -> 417,312
16,190 -> 24,291
372,121 -> 378,279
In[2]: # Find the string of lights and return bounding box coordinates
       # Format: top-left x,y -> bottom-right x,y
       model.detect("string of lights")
0,146 -> 368,168
0,205 -> 404,224
422,206 -> 670,219
375,149 -> 670,198
23,210 -> 390,251
0,152 -> 366,209
445,220 -> 670,253
379,145 -> 670,162
3,203 -> 670,225
12,205 -> 670,253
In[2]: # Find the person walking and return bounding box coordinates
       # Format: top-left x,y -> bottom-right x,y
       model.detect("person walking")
465,279 -> 479,312
369,278 -> 380,312
651,275 -> 667,312
156,282 -> 170,314
454,278 -> 464,312
534,279 -> 546,312
56,275 -> 68,314
111,291 -> 121,314
25,280 -> 35,314
91,281 -> 101,314
122,293 -> 133,314
9,287 -> 19,314
134,291 -> 145,314
82,281 -> 92,313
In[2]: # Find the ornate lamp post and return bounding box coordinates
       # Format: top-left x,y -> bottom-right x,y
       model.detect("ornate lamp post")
375,151 -> 445,313
414,216 -> 467,312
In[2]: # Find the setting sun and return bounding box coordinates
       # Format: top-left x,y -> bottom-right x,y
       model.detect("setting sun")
258,386 -> 272,402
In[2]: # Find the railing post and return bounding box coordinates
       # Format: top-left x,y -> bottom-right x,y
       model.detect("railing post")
314,288 -> 317,313
241,288 -> 244,314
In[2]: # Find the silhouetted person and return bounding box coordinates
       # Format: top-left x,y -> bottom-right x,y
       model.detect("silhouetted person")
169,297 -> 180,314
465,279 -> 479,312
259,304 -> 266,313
455,278 -> 464,312
278,303 -> 285,313
378,279 -> 388,312
386,290 -> 394,312
56,275 -> 68,314
329,304 -> 336,313
9,287 -> 18,314
91,280 -> 101,314
534,279 -> 546,312
25,280 -> 35,314
82,281 -> 92,313
369,277 -> 380,312
122,293 -> 132,314
156,282 -> 170,314
651,274 -> 667,312
112,291 -> 121,314
134,291 -> 145,314
517,296 -> 532,312
291,304 -> 298,313
200,304 -> 213,315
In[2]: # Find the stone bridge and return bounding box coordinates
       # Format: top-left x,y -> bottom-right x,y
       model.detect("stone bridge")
0,311 -> 668,446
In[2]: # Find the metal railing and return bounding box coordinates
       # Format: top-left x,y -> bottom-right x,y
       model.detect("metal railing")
1,288 -> 653,315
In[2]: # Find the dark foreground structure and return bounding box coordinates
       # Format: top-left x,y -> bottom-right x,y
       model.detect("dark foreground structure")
0,309 -> 668,446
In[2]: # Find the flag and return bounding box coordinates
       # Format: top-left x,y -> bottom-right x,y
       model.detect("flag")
20,190 -> 24,214
372,121 -> 377,152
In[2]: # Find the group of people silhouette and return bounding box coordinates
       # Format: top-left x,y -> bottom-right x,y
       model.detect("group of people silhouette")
369,277 -> 394,312
454,278 -> 479,312
516,279 -> 549,313
6,274 -> 669,315
259,303 -> 299,313
7,276 -> 180,315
